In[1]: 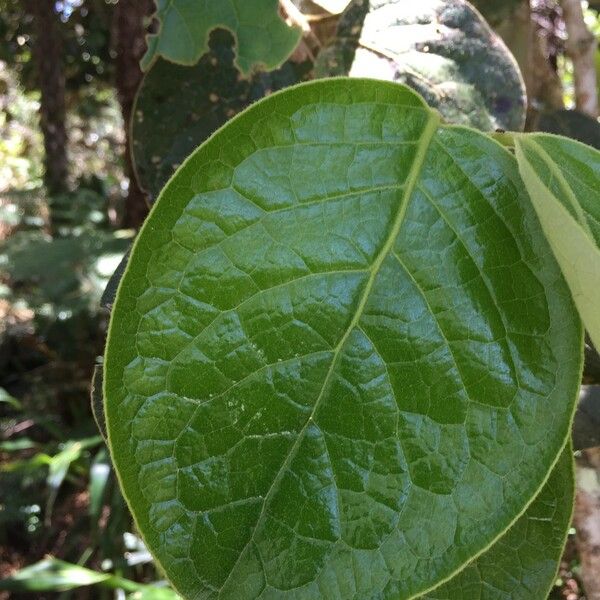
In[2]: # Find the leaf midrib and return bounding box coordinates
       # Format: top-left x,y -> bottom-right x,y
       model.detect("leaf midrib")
217,109 -> 441,596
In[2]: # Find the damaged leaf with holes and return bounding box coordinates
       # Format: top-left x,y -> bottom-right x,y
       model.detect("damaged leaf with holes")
141,0 -> 302,74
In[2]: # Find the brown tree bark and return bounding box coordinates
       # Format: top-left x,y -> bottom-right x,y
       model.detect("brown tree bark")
574,447 -> 600,600
493,1 -> 532,91
560,6 -> 600,597
561,0 -> 599,117
528,16 -> 565,113
30,0 -> 69,197
487,0 -> 564,127
113,0 -> 154,229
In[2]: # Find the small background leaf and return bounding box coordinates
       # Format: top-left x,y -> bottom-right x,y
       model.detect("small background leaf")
0,558 -> 174,595
515,134 -> 600,352
90,364 -> 107,442
0,559 -> 112,592
132,30 -> 312,199
0,387 -> 22,410
45,436 -> 103,523
141,0 -> 302,74
574,386 -> 600,451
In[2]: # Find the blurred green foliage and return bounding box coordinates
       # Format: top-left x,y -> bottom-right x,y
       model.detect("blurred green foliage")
0,2 -> 153,590
0,0 -> 114,94
0,64 -> 44,192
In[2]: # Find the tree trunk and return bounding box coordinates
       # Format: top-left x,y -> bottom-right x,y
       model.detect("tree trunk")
574,447 -> 600,600
488,0 -> 564,127
493,1 -> 532,93
528,15 -> 565,113
113,0 -> 154,229
562,6 -> 600,596
561,0 -> 599,117
30,0 -> 69,198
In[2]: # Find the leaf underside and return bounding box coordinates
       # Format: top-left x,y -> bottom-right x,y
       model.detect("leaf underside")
315,0 -> 526,132
141,0 -> 301,74
515,134 -> 600,353
105,79 -> 581,599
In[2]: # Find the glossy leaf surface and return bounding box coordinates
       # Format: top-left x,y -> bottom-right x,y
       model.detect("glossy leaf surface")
315,0 -> 526,131
515,134 -> 600,352
105,80 -> 582,599
421,446 -> 574,600
141,0 -> 301,74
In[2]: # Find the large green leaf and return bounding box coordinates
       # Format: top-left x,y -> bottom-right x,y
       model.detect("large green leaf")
133,30 -> 312,199
420,445 -> 574,599
515,134 -> 600,352
105,79 -> 582,599
141,0 -> 302,75
315,0 -> 526,131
